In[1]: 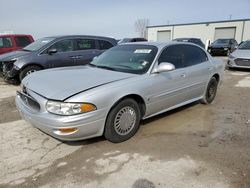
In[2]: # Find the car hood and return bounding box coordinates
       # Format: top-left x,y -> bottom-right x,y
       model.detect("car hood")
0,50 -> 31,61
210,44 -> 229,48
231,49 -> 250,59
23,66 -> 136,101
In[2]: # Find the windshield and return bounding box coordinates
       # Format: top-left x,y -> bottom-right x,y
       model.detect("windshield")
23,37 -> 56,52
89,44 -> 158,74
118,38 -> 131,44
213,39 -> 230,45
238,41 -> 250,50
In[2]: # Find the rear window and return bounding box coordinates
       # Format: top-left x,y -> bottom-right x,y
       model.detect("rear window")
98,40 -> 113,50
0,37 -> 13,48
15,36 -> 32,47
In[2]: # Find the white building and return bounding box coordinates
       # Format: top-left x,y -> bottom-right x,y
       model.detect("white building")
147,19 -> 250,44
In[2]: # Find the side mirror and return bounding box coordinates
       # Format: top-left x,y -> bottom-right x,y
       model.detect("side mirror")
153,62 -> 175,73
48,48 -> 57,55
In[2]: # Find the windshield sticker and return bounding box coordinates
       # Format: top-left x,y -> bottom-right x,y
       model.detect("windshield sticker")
134,49 -> 152,54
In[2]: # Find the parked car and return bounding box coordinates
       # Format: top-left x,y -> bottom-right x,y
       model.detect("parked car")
173,38 -> 205,48
208,38 -> 238,56
16,42 -> 224,143
1,35 -> 117,82
118,38 -> 147,44
0,34 -> 34,72
227,40 -> 250,69
0,34 -> 34,55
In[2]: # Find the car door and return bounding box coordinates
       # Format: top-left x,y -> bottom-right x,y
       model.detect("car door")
181,44 -> 211,100
146,44 -> 191,115
74,38 -> 101,65
44,39 -> 76,68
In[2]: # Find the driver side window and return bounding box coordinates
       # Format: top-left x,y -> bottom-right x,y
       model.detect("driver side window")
49,39 -> 74,53
158,45 -> 184,69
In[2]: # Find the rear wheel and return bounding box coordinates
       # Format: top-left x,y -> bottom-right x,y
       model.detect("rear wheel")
104,98 -> 141,143
19,65 -> 41,81
201,77 -> 218,104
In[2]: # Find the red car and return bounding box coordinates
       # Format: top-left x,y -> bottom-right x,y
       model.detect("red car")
0,34 -> 34,55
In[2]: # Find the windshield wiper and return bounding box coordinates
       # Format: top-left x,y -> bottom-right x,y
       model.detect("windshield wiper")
21,49 -> 32,52
89,64 -> 117,71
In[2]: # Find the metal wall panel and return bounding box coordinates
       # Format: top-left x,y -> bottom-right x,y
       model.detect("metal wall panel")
157,30 -> 171,42
214,27 -> 236,40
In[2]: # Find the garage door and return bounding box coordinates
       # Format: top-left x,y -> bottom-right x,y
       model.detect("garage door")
157,30 -> 171,42
214,27 -> 236,40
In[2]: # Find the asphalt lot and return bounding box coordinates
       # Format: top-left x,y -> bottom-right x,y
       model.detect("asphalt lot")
0,57 -> 250,188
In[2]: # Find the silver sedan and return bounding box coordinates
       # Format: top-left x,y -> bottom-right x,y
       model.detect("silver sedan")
16,42 -> 224,143
228,40 -> 250,69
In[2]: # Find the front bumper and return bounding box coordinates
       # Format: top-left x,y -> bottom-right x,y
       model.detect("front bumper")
2,61 -> 20,80
210,48 -> 229,55
227,58 -> 250,69
16,90 -> 107,141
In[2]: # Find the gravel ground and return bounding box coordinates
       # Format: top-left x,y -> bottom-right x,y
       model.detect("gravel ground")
0,57 -> 250,188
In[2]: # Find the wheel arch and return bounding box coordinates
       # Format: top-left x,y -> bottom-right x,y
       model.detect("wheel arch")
108,94 -> 146,120
20,63 -> 44,71
212,73 -> 220,82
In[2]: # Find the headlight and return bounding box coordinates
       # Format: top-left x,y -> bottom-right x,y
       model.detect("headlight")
224,47 -> 228,50
228,54 -> 235,59
46,101 -> 96,115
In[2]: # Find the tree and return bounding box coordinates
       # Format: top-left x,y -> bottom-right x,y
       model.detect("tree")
134,18 -> 150,38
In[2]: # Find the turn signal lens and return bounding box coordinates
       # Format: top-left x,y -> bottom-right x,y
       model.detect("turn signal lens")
54,127 -> 78,135
80,104 -> 96,113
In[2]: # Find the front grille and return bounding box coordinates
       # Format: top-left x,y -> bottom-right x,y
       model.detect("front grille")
18,91 -> 41,111
235,58 -> 250,66
2,61 -> 14,72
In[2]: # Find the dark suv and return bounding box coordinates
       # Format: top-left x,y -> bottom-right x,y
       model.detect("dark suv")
0,35 -> 117,82
173,38 -> 205,48
208,38 -> 238,56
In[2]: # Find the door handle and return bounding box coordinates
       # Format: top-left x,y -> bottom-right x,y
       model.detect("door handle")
69,56 -> 76,59
180,73 -> 186,78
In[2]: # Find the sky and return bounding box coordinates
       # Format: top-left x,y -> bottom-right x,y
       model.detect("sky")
0,0 -> 250,39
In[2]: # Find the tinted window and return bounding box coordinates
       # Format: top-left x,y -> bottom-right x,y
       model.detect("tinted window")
98,40 -> 113,50
158,45 -> 208,68
50,39 -> 74,52
15,36 -> 31,47
158,45 -> 185,69
0,37 -> 13,48
76,39 -> 96,50
183,45 -> 208,66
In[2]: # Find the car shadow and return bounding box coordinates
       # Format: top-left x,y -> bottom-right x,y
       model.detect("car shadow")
141,101 -> 199,126
228,67 -> 250,73
63,101 -> 200,146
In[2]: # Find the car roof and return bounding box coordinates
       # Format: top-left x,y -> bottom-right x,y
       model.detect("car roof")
119,41 -> 201,48
174,37 -> 201,40
48,35 -> 116,40
0,34 -> 32,37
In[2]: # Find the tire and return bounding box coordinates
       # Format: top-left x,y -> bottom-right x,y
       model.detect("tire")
104,98 -> 141,143
19,65 -> 42,81
201,77 -> 218,104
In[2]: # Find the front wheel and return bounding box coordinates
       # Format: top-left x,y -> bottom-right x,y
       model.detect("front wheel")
201,77 -> 218,104
104,98 -> 141,143
19,65 -> 42,81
